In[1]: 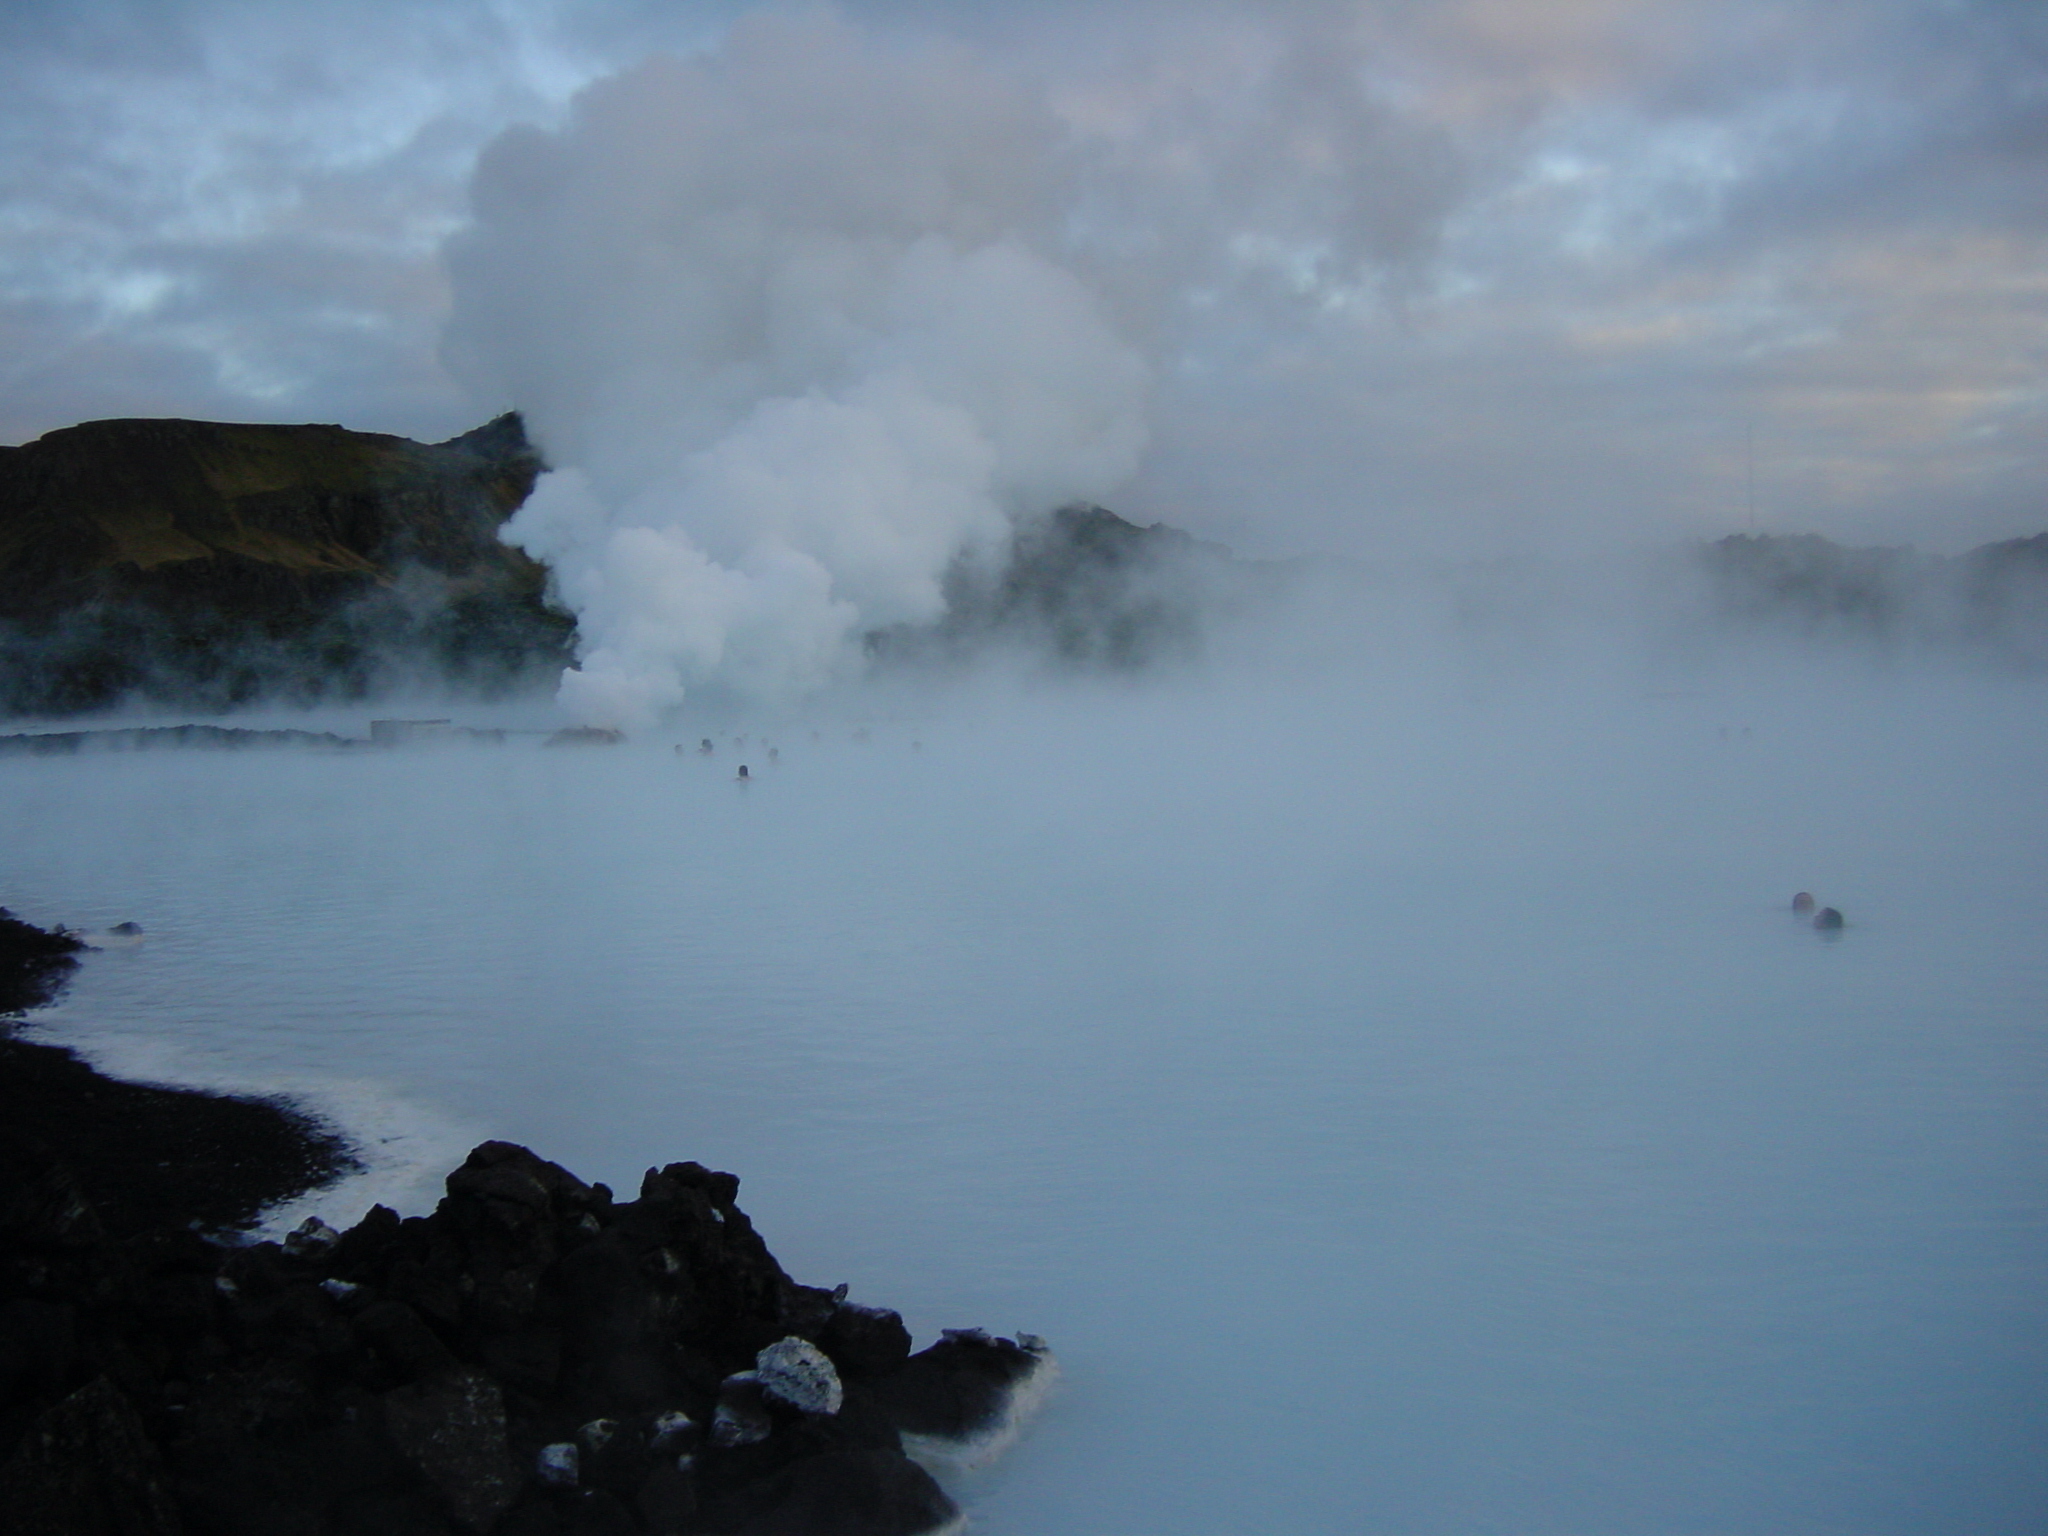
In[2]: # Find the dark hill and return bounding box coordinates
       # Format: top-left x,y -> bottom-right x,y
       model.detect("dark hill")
0,413 -> 573,715
869,502 -> 1281,670
1696,531 -> 2048,665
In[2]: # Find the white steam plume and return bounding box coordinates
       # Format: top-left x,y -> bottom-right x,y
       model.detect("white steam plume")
442,12 -> 1149,727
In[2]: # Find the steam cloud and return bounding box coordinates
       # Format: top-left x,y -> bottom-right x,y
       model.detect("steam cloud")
443,13 -> 1149,727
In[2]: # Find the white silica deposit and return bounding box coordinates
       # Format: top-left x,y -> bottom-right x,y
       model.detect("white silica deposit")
756,1337 -> 844,1416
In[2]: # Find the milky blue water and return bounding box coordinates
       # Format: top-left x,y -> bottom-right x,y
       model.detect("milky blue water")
5,663 -> 2045,1534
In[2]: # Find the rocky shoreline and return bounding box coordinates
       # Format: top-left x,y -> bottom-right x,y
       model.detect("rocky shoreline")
0,911 -> 1052,1535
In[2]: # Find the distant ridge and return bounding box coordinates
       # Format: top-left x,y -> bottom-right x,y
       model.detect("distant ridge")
1697,531 -> 2048,664
7,406 -> 2042,717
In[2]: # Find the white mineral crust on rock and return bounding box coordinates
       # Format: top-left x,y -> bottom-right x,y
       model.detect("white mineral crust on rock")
756,1336 -> 843,1415
536,1442 -> 579,1488
285,1217 -> 340,1257
648,1410 -> 695,1452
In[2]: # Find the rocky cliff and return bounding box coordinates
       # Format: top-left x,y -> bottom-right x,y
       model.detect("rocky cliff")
0,414 -> 573,716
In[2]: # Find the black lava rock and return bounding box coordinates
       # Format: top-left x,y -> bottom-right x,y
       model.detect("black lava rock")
0,908 -> 82,1016
0,909 -> 1043,1534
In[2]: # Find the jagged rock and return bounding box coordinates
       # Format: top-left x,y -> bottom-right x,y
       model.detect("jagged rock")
703,1447 -> 960,1536
383,1367 -> 521,1531
2,914 -> 1036,1536
869,1329 -> 1057,1448
647,1409 -> 697,1454
712,1373 -> 774,1448
0,1377 -> 183,1536
820,1301 -> 913,1376
636,1458 -> 697,1533
0,1125 -> 1013,1536
355,1298 -> 461,1382
284,1215 -> 341,1258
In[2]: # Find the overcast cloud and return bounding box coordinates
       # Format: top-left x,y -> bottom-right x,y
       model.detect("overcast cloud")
2,0 -> 2041,559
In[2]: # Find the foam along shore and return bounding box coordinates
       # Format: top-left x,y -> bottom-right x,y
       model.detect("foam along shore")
2,906 -> 352,1240
0,912 -> 1052,1535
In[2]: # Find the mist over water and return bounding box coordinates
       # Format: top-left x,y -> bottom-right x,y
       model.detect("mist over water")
6,640 -> 2046,1534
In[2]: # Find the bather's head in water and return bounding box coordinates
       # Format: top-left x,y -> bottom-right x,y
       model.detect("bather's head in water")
1813,906 -> 1844,931
1792,892 -> 1816,915
737,764 -> 750,781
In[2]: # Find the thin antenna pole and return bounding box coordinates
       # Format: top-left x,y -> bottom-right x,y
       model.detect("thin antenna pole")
1746,421 -> 1756,533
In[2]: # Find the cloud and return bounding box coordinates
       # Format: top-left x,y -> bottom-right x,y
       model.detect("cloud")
0,0 -> 2038,565
447,12 -> 1149,724
0,0 -> 629,441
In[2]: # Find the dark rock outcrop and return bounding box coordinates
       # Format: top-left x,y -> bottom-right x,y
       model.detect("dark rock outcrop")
866,1329 -> 1049,1449
0,907 -> 83,1015
0,913 -> 1050,1534
1,1135 -> 1044,1536
869,501 -> 1280,672
0,413 -> 574,715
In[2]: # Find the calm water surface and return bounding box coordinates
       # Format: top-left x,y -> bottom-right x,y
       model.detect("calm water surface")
4,668 -> 2045,1535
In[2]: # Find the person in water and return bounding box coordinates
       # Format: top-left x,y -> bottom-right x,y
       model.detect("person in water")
1813,906 -> 1844,930
736,764 -> 750,781
1792,892 -> 1816,915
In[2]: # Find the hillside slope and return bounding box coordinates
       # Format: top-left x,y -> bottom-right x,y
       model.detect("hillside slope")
0,414 -> 572,715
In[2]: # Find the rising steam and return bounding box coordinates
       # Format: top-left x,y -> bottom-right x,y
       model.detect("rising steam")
442,13 -> 1149,727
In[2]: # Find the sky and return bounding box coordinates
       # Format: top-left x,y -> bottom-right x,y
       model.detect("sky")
2,0 -> 2043,562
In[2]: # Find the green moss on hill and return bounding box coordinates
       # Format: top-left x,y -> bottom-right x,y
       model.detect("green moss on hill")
0,413 -> 573,715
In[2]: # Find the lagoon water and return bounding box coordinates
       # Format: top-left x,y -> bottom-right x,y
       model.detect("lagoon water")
5,659 -> 2046,1534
